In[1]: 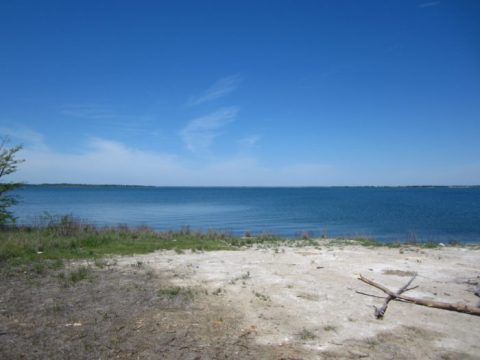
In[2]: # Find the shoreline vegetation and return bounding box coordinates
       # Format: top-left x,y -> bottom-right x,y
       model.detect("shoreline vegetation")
1,215 -> 476,265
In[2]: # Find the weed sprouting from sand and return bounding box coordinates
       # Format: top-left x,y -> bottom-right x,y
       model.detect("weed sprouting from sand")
33,261 -> 46,274
157,287 -> 195,305
422,241 -> 439,248
131,261 -> 144,268
229,271 -> 251,285
323,325 -> 337,332
253,291 -> 270,302
157,287 -> 181,297
58,265 -> 91,286
213,287 -> 224,296
241,271 -> 251,280
298,328 -> 317,341
69,266 -> 90,282
365,337 -> 379,348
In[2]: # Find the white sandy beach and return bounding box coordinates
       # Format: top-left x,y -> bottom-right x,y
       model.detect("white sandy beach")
117,243 -> 480,359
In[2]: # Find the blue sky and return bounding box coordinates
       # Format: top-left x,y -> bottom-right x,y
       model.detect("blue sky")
1,0 -> 479,185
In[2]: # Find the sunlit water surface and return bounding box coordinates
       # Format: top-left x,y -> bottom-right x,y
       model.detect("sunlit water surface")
11,186 -> 480,243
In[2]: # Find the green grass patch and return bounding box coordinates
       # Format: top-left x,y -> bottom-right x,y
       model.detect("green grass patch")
0,216 -> 294,264
157,287 -> 195,302
57,265 -> 91,286
157,287 -> 182,297
68,266 -> 90,282
0,217 -> 237,263
0,215 -> 470,265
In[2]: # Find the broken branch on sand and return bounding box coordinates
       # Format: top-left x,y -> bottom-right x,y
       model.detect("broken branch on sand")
358,274 -> 480,318
372,273 -> 417,318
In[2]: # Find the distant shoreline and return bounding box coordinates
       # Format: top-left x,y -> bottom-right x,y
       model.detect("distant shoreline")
18,183 -> 480,189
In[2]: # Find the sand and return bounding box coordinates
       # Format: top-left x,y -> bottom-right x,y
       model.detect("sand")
117,243 -> 480,359
2,243 -> 479,359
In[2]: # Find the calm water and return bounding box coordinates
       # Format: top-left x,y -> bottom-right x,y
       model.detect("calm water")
11,185 -> 480,243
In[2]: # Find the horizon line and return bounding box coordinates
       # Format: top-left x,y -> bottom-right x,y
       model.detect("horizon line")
18,183 -> 480,189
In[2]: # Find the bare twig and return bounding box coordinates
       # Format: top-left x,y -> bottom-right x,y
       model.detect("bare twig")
354,290 -> 386,299
373,273 -> 417,318
358,274 -> 480,317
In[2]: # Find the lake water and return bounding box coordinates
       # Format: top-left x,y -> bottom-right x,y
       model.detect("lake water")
11,185 -> 480,243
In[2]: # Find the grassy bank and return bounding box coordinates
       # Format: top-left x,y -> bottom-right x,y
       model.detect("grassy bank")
0,215 -> 471,266
0,215 -> 283,263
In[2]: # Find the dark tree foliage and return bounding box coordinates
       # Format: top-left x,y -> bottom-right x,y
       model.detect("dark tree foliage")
0,138 -> 24,225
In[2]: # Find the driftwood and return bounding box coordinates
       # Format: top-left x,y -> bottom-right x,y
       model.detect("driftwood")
358,274 -> 480,318
372,273 -> 417,318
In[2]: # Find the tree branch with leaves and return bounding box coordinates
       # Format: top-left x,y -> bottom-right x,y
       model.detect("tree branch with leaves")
0,137 -> 24,225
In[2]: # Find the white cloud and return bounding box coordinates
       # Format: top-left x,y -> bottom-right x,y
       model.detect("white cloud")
180,107 -> 238,153
5,128 -> 336,186
187,75 -> 241,106
6,126 -> 478,186
14,137 -> 186,185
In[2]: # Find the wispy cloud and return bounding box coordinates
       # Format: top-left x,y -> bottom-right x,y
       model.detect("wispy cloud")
187,75 -> 241,106
237,135 -> 261,149
0,125 -> 47,151
4,128 -> 335,186
417,1 -> 440,8
6,126 -> 478,187
58,104 -> 117,119
180,107 -> 238,153
13,136 -> 185,185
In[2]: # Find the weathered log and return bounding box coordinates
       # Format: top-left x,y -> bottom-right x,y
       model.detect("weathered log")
358,274 -> 480,317
372,273 -> 417,318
